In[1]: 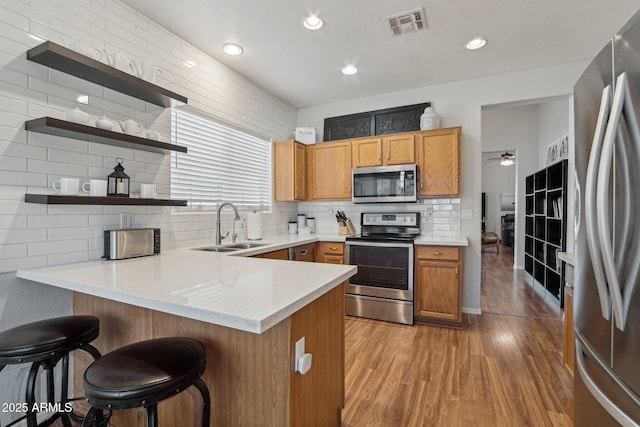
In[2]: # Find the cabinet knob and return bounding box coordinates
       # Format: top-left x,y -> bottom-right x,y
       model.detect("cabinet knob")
433,251 -> 443,255
330,247 -> 338,251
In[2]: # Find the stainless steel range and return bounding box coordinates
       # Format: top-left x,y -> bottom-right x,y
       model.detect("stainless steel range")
345,212 -> 420,325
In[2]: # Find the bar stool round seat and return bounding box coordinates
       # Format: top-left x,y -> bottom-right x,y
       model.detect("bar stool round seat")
82,337 -> 210,427
0,315 -> 101,427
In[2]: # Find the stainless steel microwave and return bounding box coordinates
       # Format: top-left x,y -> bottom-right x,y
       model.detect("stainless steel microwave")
352,164 -> 417,203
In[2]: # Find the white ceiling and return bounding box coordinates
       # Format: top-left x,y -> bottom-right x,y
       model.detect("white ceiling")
120,0 -> 640,108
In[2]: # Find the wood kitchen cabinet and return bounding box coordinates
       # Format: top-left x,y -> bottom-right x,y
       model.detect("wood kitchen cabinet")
415,127 -> 460,197
382,133 -> 415,165
316,242 -> 345,264
274,140 -> 306,201
414,245 -> 463,328
254,248 -> 289,260
351,134 -> 415,168
289,243 -> 316,262
351,137 -> 382,168
309,140 -> 352,200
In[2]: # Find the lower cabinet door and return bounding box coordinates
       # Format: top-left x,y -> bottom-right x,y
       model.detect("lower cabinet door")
414,259 -> 462,327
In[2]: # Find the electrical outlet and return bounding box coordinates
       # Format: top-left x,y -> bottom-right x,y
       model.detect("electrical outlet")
120,212 -> 132,229
461,209 -> 473,220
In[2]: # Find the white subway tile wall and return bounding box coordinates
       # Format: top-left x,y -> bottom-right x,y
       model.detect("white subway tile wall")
0,0 -> 298,273
298,198 -> 461,238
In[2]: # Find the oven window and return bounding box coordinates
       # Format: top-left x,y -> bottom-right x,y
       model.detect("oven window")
348,245 -> 409,290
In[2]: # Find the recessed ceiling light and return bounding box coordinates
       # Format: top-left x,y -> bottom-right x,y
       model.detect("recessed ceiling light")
342,65 -> 358,75
182,60 -> 197,68
222,43 -> 243,56
303,15 -> 324,30
76,94 -> 89,104
466,37 -> 487,50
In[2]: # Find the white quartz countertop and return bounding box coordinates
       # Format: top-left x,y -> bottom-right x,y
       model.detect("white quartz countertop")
558,252 -> 575,266
17,234 -> 355,334
414,236 -> 469,246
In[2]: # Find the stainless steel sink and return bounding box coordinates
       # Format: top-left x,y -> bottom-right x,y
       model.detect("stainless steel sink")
224,242 -> 268,249
192,246 -> 240,252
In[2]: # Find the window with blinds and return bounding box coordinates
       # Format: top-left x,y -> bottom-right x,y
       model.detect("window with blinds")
171,109 -> 272,212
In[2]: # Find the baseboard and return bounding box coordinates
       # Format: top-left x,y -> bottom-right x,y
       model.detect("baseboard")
462,307 -> 482,315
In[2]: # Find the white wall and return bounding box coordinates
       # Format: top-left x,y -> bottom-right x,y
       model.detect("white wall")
481,103 -> 540,268
0,0 -> 297,417
297,61 -> 588,314
538,99 -> 570,168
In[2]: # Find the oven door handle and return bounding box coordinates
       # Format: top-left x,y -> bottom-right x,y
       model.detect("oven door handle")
345,240 -> 414,248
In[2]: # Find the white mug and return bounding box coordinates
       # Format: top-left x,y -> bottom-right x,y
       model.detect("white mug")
52,177 -> 80,195
82,179 -> 108,197
139,183 -> 157,199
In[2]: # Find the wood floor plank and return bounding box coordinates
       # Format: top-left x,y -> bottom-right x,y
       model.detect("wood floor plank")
342,246 -> 573,426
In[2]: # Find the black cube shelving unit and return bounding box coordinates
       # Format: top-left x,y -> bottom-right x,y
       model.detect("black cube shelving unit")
523,160 -> 568,307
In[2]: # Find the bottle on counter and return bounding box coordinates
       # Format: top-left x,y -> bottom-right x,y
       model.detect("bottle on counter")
307,217 -> 316,233
288,221 -> 298,234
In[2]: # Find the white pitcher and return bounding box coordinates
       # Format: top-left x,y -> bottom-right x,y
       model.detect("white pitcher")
130,59 -> 162,83
117,119 -> 143,136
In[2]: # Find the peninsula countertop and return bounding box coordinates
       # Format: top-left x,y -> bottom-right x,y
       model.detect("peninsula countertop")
17,235 -> 356,334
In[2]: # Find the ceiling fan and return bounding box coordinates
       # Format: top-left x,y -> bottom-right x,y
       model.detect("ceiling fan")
487,152 -> 515,166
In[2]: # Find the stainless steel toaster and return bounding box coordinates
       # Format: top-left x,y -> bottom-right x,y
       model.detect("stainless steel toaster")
103,228 -> 160,260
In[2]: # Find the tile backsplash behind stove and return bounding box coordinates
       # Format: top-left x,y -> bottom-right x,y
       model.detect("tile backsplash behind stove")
297,198 -> 461,238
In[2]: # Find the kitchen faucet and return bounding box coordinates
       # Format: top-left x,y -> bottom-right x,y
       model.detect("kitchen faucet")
216,202 -> 241,245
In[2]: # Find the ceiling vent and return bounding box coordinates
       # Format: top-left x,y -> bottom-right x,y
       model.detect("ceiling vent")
385,8 -> 427,37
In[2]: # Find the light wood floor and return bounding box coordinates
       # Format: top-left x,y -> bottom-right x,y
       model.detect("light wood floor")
341,246 -> 574,427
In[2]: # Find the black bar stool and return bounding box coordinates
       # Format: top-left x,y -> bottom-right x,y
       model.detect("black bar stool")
81,337 -> 210,427
0,315 -> 101,427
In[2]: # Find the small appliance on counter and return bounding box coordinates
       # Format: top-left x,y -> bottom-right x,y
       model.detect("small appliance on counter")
103,228 -> 160,260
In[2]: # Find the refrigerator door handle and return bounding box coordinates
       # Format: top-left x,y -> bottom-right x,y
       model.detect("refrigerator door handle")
585,85 -> 613,320
596,72 -> 639,331
575,338 -> 640,427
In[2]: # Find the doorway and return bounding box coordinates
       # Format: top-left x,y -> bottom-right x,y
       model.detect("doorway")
482,150 -> 516,252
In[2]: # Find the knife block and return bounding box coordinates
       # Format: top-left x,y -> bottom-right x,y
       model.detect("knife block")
339,218 -> 356,235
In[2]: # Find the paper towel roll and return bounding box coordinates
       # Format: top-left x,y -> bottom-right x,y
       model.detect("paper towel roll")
246,211 -> 263,240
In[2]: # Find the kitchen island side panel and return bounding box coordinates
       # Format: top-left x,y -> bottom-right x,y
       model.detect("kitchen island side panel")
73,283 -> 346,426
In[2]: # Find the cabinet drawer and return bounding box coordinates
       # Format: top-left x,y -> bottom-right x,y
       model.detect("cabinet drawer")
318,242 -> 344,255
415,246 -> 460,261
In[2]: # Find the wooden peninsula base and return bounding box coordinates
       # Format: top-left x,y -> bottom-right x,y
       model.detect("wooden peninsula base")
73,283 -> 345,426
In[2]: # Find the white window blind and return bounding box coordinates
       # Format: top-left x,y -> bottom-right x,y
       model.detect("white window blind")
171,109 -> 272,212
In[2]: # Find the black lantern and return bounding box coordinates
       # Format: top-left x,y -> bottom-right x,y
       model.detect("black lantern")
107,158 -> 130,197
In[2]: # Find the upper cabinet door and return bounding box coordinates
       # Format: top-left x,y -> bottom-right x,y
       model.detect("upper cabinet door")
415,128 -> 461,197
311,141 -> 352,200
351,137 -> 382,168
274,140 -> 306,201
382,133 -> 415,165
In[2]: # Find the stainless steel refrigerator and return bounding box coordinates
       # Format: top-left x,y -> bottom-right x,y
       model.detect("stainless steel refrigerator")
574,7 -> 640,426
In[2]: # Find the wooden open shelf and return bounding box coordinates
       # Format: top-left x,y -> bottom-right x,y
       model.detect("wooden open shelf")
25,194 -> 188,206
27,41 -> 187,107
25,117 -> 187,154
